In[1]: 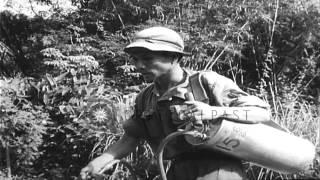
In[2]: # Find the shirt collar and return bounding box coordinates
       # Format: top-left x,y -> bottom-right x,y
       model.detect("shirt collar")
152,68 -> 193,101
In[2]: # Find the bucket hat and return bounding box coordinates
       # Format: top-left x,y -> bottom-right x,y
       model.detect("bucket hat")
124,26 -> 191,56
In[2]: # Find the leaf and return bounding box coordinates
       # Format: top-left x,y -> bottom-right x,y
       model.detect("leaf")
97,85 -> 105,95
45,73 -> 56,88
54,71 -> 70,82
29,81 -> 40,93
70,68 -> 77,76
59,105 -> 67,114
61,87 -> 70,96
43,94 -> 49,105
85,86 -> 95,96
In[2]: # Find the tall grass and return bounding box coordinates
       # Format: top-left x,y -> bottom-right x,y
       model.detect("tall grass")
275,101 -> 318,144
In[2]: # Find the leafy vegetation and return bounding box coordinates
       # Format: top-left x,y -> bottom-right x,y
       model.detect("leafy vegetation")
0,0 -> 319,179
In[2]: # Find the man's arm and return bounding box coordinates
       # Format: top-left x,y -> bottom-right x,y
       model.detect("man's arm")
207,106 -> 270,123
183,101 -> 270,123
80,133 -> 139,179
106,133 -> 140,158
189,71 -> 271,123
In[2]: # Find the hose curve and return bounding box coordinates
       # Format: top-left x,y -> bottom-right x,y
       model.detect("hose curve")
156,130 -> 202,180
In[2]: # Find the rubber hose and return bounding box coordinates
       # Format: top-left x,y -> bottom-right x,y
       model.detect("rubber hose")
156,119 -> 258,180
156,130 -> 202,180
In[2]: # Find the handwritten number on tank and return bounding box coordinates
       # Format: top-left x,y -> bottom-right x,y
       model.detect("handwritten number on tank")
216,137 -> 240,151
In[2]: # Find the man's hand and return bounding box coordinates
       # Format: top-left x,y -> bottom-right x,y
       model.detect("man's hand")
170,101 -> 219,126
80,153 -> 115,180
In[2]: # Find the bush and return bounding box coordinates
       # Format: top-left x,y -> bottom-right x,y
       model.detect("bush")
0,76 -> 50,178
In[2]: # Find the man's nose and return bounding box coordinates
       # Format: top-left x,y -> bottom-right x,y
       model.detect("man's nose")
134,60 -> 146,71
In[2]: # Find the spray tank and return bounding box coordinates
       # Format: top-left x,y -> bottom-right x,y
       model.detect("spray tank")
158,92 -> 318,180
184,119 -> 316,173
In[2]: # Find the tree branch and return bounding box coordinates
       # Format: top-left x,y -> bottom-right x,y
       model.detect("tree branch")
6,143 -> 11,179
110,0 -> 125,29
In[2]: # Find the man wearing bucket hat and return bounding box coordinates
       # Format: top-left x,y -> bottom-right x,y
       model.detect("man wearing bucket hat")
80,26 -> 271,180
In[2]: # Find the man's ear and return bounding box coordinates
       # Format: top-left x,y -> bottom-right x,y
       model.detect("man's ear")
175,55 -> 183,63
171,58 -> 176,64
171,57 -> 179,64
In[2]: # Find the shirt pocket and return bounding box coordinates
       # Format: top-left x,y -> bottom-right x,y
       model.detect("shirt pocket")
141,108 -> 163,138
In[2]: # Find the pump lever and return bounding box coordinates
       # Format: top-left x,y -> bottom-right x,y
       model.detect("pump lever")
185,92 -> 203,129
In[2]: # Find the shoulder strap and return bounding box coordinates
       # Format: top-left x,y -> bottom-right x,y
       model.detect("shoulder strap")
188,72 -> 209,104
189,72 -> 289,132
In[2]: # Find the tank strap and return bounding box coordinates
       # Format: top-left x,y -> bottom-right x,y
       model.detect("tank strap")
188,72 -> 209,104
188,71 -> 289,132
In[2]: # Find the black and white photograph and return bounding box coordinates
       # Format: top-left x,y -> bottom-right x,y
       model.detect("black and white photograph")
0,0 -> 319,179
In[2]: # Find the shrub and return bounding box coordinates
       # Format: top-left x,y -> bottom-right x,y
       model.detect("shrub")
0,76 -> 50,178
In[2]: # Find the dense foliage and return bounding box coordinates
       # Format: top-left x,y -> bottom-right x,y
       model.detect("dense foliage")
0,0 -> 319,179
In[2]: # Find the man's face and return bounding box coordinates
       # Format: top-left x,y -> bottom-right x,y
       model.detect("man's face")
130,52 -> 173,82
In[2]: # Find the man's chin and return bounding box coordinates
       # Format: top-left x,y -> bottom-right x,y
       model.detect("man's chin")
143,77 -> 154,83
142,75 -> 154,83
